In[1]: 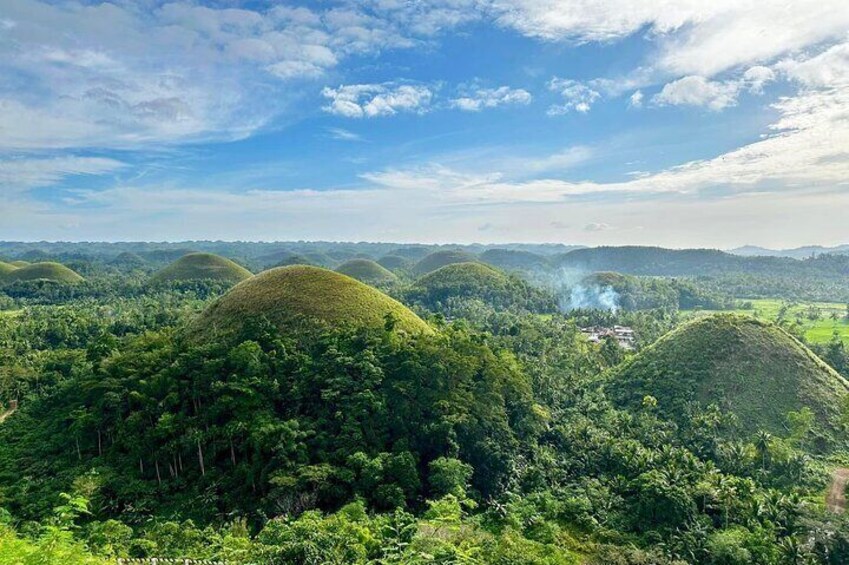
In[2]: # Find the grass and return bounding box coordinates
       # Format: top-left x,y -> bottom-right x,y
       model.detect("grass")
609,314 -> 849,440
192,265 -> 432,339
683,298 -> 849,345
412,250 -> 479,276
335,259 -> 398,284
151,253 -> 252,284
415,262 -> 509,290
2,262 -> 84,284
0,262 -> 18,277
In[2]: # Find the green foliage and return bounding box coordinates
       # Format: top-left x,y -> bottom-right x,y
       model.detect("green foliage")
408,262 -> 556,314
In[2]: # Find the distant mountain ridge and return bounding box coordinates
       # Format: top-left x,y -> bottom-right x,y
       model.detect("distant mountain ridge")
729,244 -> 849,259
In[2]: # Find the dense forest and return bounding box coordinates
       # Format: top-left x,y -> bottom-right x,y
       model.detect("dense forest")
1,242 -> 848,564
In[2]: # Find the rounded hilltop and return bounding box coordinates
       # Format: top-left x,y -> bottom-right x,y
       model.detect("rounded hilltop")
412,249 -> 479,275
9,261 -> 30,268
377,255 -> 412,272
335,259 -> 398,284
190,265 -> 431,340
151,253 -> 252,284
608,314 -> 849,442
2,262 -> 84,284
413,262 -> 510,296
0,262 -> 17,277
409,262 -> 556,312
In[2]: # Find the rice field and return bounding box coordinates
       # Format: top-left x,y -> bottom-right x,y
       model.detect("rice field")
683,299 -> 849,345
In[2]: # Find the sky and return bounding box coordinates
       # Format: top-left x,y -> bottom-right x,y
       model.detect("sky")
0,1 -> 848,248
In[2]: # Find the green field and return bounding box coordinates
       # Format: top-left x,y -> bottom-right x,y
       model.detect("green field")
683,298 -> 849,345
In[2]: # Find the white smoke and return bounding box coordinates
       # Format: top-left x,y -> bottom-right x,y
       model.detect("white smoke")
526,266 -> 621,313
563,284 -> 620,313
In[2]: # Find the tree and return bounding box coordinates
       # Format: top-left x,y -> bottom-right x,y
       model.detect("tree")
754,431 -> 772,471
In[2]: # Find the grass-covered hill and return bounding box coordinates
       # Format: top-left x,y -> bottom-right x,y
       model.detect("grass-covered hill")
479,249 -> 550,272
2,262 -> 84,284
408,262 -> 556,313
0,262 -> 17,277
110,252 -> 146,269
151,253 -> 252,284
608,314 -> 849,442
191,265 -> 431,339
8,261 -> 29,268
412,249 -> 479,275
335,259 -> 398,284
377,254 -> 412,272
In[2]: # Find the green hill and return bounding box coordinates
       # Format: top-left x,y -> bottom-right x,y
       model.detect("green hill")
377,255 -> 412,271
191,265 -> 431,339
608,314 -> 849,441
270,253 -> 315,268
8,261 -> 29,268
0,262 -> 18,277
335,259 -> 398,284
2,262 -> 84,284
409,262 -> 555,312
479,249 -> 549,272
151,253 -> 252,284
111,252 -> 146,269
412,249 -> 479,275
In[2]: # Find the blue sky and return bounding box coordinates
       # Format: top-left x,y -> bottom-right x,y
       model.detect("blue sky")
1,1 -> 848,247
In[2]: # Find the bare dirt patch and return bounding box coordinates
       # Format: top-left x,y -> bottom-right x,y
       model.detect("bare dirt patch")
826,468 -> 849,513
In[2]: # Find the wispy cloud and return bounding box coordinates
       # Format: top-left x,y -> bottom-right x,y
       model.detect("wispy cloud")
450,86 -> 532,111
327,128 -> 364,141
0,156 -> 125,191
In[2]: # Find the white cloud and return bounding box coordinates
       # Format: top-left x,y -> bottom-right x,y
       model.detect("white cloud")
547,78 -> 600,114
0,0 -> 483,150
629,90 -> 644,108
584,222 -> 612,232
322,83 -> 434,118
777,41 -> 849,88
742,66 -> 776,94
450,86 -> 532,111
0,156 -> 125,190
327,128 -> 364,141
488,1 -> 849,77
653,75 -> 740,110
